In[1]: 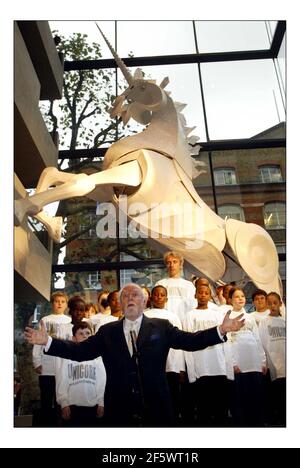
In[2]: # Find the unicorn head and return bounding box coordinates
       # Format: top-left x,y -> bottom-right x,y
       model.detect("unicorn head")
96,23 -> 170,126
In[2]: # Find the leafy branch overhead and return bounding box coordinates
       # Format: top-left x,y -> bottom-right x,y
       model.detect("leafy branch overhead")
41,31 -> 119,151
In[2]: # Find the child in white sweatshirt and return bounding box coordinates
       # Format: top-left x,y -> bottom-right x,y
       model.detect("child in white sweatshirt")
144,285 -> 185,421
32,291 -> 70,425
184,281 -> 233,426
259,292 -> 286,426
227,287 -> 267,427
55,321 -> 106,427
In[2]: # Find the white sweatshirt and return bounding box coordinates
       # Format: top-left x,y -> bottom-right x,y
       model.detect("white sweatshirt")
32,314 -> 71,376
227,309 -> 266,373
87,313 -> 118,333
250,309 -> 271,326
258,315 -> 286,381
156,277 -> 197,328
55,356 -> 106,408
184,307 -> 234,382
144,308 -> 185,373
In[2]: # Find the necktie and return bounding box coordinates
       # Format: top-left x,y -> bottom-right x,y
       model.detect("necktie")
127,323 -> 138,357
130,329 -> 138,358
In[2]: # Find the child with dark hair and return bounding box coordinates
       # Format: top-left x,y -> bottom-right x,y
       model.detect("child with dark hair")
185,283 -> 232,426
56,295 -> 86,340
144,285 -> 185,422
141,286 -> 151,309
107,290 -> 123,319
54,321 -> 106,427
259,292 -> 286,425
227,287 -> 267,427
84,302 -> 97,319
250,289 -> 270,326
97,290 -> 110,315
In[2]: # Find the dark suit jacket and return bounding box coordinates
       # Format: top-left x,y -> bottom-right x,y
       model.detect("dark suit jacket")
47,315 -> 224,426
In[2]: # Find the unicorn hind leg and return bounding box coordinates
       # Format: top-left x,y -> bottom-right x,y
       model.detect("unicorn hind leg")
225,218 -> 282,294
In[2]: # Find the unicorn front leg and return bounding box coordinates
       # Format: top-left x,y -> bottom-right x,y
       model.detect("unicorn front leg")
14,161 -> 142,227
14,172 -> 95,226
32,168 -> 81,243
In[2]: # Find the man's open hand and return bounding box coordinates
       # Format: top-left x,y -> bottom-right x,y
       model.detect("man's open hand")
219,311 -> 245,335
24,320 -> 49,345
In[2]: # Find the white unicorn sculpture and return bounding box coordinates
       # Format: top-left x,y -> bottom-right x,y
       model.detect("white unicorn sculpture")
14,25 -> 282,294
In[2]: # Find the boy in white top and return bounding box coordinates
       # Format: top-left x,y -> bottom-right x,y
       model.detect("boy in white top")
250,289 -> 270,326
56,295 -> 86,340
155,251 -> 197,424
55,321 -> 106,427
144,285 -> 185,421
259,292 -> 286,425
185,281 -> 232,426
227,287 -> 267,427
156,251 -> 197,328
32,291 -> 71,425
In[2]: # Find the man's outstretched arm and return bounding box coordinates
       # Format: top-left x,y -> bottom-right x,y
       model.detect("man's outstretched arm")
25,321 -> 104,362
168,311 -> 245,351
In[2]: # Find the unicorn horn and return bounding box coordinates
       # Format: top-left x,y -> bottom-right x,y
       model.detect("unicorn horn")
95,22 -> 134,85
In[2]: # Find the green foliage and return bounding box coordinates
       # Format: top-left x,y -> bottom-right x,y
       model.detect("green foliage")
41,31 -> 118,151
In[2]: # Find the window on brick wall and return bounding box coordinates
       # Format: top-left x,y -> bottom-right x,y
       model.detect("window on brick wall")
260,165 -> 283,183
264,202 -> 286,229
214,168 -> 237,185
79,213 -> 97,239
218,204 -> 245,221
87,271 -> 102,289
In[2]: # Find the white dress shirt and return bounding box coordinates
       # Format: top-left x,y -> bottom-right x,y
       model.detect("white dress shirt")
123,315 -> 143,356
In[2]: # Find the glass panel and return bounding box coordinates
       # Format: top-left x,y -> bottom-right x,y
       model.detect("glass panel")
119,265 -> 166,289
264,202 -> 286,229
211,147 -> 286,229
51,195 -> 119,266
63,270 -> 119,299
119,63 -> 206,142
49,21 -> 116,59
117,21 -> 196,57
277,32 -> 286,93
120,230 -> 163,261
193,151 -> 215,210
214,168 -> 237,186
201,59 -> 286,140
47,68 -> 117,151
259,166 -> 283,183
218,204 -> 245,221
195,21 -> 270,53
266,21 -> 278,40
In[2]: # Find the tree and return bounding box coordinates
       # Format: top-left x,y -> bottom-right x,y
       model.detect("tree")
40,32 -> 126,280
42,31 -> 120,153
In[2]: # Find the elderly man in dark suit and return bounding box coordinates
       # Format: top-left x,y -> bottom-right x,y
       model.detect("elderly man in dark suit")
25,283 -> 243,427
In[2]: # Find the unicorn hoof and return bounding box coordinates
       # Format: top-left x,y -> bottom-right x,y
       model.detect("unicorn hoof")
15,198 -> 41,226
49,216 -> 63,243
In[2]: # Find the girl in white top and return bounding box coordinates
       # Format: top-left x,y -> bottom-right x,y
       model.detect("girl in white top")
144,285 -> 184,421
259,292 -> 286,425
227,287 -> 267,426
184,282 -> 232,425
259,293 -> 286,381
144,285 -> 185,374
156,251 -> 197,328
55,322 -> 106,427
185,283 -> 233,382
